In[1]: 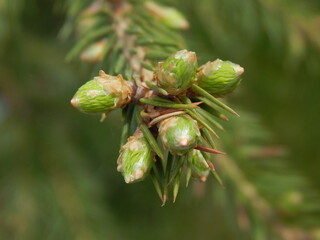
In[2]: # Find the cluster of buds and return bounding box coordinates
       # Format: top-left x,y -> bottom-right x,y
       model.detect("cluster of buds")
71,49 -> 244,204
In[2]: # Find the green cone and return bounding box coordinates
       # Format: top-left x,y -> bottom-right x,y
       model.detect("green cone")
157,50 -> 197,95
80,39 -> 108,63
117,130 -> 155,184
197,59 -> 244,95
190,150 -> 210,182
158,115 -> 200,155
144,1 -> 189,30
71,70 -> 132,114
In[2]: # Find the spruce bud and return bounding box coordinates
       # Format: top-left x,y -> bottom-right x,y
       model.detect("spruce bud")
117,130 -> 155,184
157,50 -> 197,95
197,59 -> 244,95
71,70 -> 132,114
76,1 -> 108,36
144,1 -> 189,30
190,150 -> 210,182
158,115 -> 200,155
80,39 -> 107,63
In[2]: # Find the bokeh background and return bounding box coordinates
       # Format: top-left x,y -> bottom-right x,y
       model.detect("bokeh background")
1,0 -> 320,239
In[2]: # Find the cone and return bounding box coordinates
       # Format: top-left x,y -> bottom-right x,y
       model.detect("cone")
71,70 -> 132,114
190,149 -> 210,182
158,115 -> 200,155
157,50 -> 197,95
117,130 -> 155,184
197,59 -> 244,95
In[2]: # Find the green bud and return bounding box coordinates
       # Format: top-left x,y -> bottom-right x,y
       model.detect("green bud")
158,115 -> 200,155
80,39 -> 107,63
157,50 -> 197,95
76,2 -> 109,36
190,150 -> 210,182
71,70 -> 132,114
279,191 -> 303,213
144,1 -> 189,30
197,59 -> 244,96
117,130 -> 155,183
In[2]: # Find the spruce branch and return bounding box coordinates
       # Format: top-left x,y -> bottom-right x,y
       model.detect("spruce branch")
65,4 -> 320,239
66,0 -> 244,205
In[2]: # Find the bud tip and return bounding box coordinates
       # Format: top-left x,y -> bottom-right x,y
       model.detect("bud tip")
236,65 -> 244,75
125,178 -> 132,184
200,176 -> 207,182
70,98 -> 78,107
178,138 -> 189,147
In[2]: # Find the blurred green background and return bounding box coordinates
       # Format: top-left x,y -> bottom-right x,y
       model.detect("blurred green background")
1,0 -> 320,239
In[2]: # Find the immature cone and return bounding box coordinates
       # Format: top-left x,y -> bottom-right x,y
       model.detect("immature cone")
80,39 -> 108,63
197,59 -> 244,96
190,150 -> 210,182
76,1 -> 109,36
71,70 -> 132,114
157,50 -> 197,95
117,130 -> 155,184
144,1 -> 189,30
158,115 -> 200,155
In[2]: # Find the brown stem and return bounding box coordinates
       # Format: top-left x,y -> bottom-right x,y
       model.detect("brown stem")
195,145 -> 225,154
